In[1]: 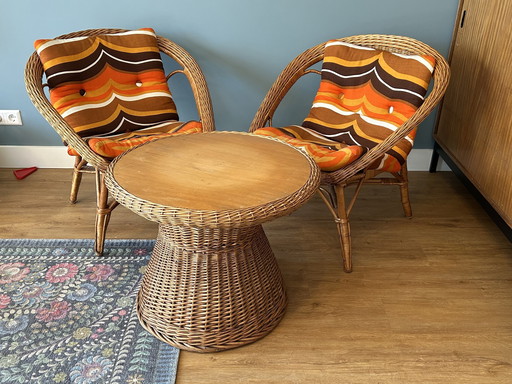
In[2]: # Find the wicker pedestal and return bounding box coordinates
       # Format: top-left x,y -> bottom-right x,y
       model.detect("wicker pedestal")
105,132 -> 320,352
136,225 -> 286,352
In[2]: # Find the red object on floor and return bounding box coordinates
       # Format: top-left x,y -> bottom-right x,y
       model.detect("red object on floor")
13,166 -> 38,180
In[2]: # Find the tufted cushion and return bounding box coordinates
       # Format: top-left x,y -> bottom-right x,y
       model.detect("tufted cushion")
34,28 -> 179,139
67,120 -> 203,158
302,40 -> 435,172
254,126 -> 365,171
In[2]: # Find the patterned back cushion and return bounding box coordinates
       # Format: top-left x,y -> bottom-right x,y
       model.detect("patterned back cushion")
34,28 -> 179,138
302,40 -> 435,166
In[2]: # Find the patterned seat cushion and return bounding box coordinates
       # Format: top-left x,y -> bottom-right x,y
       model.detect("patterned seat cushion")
301,40 -> 435,173
67,120 -> 202,158
254,125 -> 365,171
35,28 -> 201,157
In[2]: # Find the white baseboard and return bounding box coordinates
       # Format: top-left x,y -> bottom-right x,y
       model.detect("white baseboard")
0,146 -> 74,168
407,148 -> 451,171
0,145 -> 451,171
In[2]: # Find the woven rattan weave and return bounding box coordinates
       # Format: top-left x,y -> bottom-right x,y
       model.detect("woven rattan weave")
24,28 -> 215,255
249,34 -> 450,272
105,131 -> 320,352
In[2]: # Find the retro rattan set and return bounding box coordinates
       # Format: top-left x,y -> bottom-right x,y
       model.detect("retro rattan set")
24,29 -> 449,352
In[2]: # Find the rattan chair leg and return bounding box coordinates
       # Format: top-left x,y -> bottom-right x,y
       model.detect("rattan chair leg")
318,185 -> 353,273
398,162 -> 412,218
94,170 -> 111,256
94,213 -> 108,256
335,183 -> 353,273
70,156 -> 86,204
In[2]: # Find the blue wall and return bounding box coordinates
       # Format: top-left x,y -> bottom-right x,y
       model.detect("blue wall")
1,0 -> 458,147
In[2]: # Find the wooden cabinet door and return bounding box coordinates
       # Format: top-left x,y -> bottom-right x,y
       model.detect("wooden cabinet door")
435,0 -> 512,227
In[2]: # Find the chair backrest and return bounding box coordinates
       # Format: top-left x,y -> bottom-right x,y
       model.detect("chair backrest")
250,34 -> 450,182
25,28 -> 215,170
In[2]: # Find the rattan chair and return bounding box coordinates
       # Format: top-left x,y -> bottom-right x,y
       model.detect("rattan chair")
25,28 -> 215,255
249,35 -> 450,272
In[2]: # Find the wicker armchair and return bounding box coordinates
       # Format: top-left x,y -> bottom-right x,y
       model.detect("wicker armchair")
25,28 -> 215,255
249,35 -> 450,272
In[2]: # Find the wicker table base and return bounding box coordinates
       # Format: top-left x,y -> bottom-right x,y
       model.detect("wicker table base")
105,132 -> 320,352
136,224 -> 287,352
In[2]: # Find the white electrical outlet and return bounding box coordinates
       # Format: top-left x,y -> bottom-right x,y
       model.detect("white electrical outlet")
0,110 -> 23,125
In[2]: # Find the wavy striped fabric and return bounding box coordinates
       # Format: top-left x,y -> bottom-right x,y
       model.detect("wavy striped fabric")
302,40 -> 435,172
254,126 -> 365,171
34,28 -> 179,139
67,120 -> 202,158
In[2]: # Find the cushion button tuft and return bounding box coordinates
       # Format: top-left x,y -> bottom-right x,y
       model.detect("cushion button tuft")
79,89 -> 86,96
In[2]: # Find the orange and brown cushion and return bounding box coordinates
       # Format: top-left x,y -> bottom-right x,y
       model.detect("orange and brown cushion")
35,28 -> 203,157
67,120 -> 202,158
35,28 -> 179,139
254,125 -> 365,171
300,40 -> 435,173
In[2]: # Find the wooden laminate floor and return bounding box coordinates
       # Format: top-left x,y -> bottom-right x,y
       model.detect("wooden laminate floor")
1,169 -> 511,383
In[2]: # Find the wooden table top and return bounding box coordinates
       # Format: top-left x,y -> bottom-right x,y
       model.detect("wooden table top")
109,132 -> 318,212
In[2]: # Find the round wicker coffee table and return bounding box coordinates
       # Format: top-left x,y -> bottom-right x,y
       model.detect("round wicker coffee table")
104,131 -> 320,352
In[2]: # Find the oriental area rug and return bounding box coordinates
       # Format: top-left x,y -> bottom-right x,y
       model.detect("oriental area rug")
0,239 -> 178,384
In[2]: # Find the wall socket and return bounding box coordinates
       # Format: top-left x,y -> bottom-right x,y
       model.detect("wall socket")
0,110 -> 23,125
